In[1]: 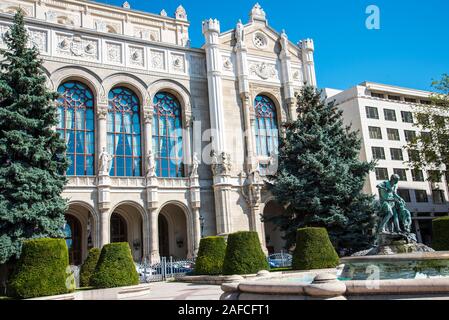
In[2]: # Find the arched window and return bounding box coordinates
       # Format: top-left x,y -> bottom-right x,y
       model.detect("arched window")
152,92 -> 184,178
110,213 -> 127,243
57,81 -> 95,176
107,87 -> 142,177
254,95 -> 279,157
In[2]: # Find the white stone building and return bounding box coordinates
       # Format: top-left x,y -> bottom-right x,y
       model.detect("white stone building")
0,0 -> 316,264
324,82 -> 449,245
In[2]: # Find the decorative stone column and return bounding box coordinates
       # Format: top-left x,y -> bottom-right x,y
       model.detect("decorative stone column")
147,174 -> 160,264
202,18 -> 226,154
143,108 -> 153,175
96,104 -> 111,248
299,39 -> 317,87
190,173 -> 201,256
279,30 -> 297,121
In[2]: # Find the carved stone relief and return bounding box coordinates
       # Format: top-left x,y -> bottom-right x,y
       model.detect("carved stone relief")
56,34 -> 98,60
249,62 -> 278,80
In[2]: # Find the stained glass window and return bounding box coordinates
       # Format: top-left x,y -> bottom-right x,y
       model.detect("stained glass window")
152,92 -> 184,178
254,95 -> 279,157
107,87 -> 142,177
57,81 -> 95,176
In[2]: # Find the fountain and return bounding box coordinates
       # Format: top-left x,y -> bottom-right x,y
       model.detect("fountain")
221,175 -> 449,300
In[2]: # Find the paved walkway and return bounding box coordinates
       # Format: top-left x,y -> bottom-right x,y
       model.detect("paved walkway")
134,282 -> 223,300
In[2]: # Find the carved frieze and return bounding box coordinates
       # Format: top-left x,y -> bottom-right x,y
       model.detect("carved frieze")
150,50 -> 165,70
171,53 -> 185,73
28,29 -> 48,52
249,62 -> 278,80
106,42 -> 122,64
56,34 -> 98,60
129,46 -> 144,67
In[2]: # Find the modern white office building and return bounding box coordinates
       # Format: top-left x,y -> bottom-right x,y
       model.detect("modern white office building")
324,82 -> 449,245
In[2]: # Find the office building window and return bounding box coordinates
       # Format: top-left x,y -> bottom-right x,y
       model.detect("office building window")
408,149 -> 421,162
368,126 -> 383,139
390,148 -> 404,161
415,190 -> 429,203
387,128 -> 400,141
404,130 -> 417,143
384,109 -> 397,121
397,189 -> 411,203
366,106 -> 379,119
401,111 -> 414,123
371,92 -> 384,99
432,190 -> 446,204
393,168 -> 408,181
375,168 -> 389,180
372,147 -> 386,160
388,95 -> 401,101
404,98 -> 417,103
412,169 -> 425,182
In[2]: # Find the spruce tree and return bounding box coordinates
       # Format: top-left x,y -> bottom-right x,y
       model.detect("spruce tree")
268,86 -> 377,254
0,11 -> 69,264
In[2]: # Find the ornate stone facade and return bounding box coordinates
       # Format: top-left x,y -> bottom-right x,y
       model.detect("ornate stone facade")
0,0 -> 316,264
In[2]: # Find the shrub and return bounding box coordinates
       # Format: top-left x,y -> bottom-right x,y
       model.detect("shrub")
195,237 -> 227,275
79,248 -> 101,287
222,231 -> 268,275
432,217 -> 449,251
292,227 -> 340,270
90,243 -> 139,289
8,238 -> 72,299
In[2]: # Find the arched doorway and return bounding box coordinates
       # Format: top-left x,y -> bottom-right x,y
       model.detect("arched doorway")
263,201 -> 287,254
158,203 -> 190,259
158,215 -> 170,257
65,203 -> 97,265
110,204 -> 144,261
65,214 -> 82,266
110,213 -> 127,243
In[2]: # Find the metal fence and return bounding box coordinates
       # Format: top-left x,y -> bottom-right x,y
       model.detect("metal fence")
136,256 -> 195,283
267,251 -> 292,268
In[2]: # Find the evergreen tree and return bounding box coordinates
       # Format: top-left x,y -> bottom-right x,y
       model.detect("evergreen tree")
0,11 -> 69,264
268,86 -> 377,254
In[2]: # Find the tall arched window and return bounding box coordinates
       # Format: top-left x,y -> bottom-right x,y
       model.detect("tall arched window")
254,95 -> 279,157
57,81 -> 95,176
107,87 -> 142,177
152,92 -> 184,178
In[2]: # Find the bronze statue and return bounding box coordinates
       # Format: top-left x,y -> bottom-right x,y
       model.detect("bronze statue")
377,174 -> 413,235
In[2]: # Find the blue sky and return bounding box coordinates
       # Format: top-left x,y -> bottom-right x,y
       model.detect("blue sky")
95,0 -> 449,91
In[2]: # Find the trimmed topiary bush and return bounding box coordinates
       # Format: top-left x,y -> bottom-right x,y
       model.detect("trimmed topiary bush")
292,227 -> 340,270
79,248 -> 101,287
8,238 -> 72,299
195,236 -> 227,275
90,243 -> 139,289
222,231 -> 268,275
432,217 -> 449,251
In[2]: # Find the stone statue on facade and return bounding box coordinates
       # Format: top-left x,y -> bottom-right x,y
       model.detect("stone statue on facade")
235,19 -> 245,46
280,29 -> 289,52
99,147 -> 113,175
210,150 -> 232,176
146,150 -> 156,177
190,152 -> 200,178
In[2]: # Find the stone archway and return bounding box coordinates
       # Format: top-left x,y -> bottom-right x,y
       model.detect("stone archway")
110,203 -> 144,262
158,203 -> 190,259
65,203 -> 97,265
263,201 -> 287,254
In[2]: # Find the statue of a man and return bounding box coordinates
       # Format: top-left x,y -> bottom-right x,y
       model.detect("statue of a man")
377,174 -> 403,233
146,150 -> 156,177
190,152 -> 200,177
99,147 -> 113,175
235,19 -> 244,45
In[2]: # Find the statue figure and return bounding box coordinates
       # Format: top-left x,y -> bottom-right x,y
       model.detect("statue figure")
221,152 -> 232,174
280,29 -> 289,52
377,174 -> 412,235
235,20 -> 245,45
99,147 -> 113,175
190,152 -> 200,177
146,150 -> 156,177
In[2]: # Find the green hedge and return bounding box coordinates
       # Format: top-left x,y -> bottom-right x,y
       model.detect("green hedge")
432,217 -> 449,251
79,248 -> 101,287
292,227 -> 340,270
222,231 -> 268,275
195,237 -> 227,275
8,238 -> 72,299
90,243 -> 139,289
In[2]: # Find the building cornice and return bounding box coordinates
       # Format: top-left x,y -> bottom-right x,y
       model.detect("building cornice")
362,81 -> 432,98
